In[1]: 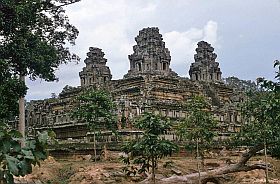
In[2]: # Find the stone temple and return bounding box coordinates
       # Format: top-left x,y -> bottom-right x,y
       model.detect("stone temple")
26,27 -> 244,140
189,41 -> 222,81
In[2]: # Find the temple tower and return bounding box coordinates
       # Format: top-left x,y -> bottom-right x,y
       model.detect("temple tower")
79,47 -> 112,87
189,41 -> 222,81
124,27 -> 177,78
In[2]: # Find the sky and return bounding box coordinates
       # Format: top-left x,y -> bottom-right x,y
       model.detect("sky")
26,0 -> 280,101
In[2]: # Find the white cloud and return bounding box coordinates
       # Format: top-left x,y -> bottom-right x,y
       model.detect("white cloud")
26,0 -> 158,100
203,20 -> 218,45
23,0 -> 280,101
163,20 -> 219,75
25,1 -> 220,101
65,0 -> 158,80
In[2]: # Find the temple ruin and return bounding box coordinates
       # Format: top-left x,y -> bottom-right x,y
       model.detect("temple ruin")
26,27 -> 245,141
79,47 -> 112,87
124,27 -> 177,78
189,41 -> 222,81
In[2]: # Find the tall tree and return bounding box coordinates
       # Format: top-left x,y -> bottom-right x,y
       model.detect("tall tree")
0,52 -> 53,184
0,61 -> 26,123
177,95 -> 217,184
235,61 -> 280,183
72,89 -> 117,162
0,0 -> 80,145
122,113 -> 178,184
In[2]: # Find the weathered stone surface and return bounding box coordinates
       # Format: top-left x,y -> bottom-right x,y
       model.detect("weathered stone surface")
79,47 -> 112,87
124,27 -> 178,78
26,27 -> 244,142
189,41 -> 222,81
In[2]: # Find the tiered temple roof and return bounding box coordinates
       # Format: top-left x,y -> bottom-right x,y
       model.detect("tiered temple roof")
79,47 -> 112,87
124,27 -> 178,78
189,41 -> 222,81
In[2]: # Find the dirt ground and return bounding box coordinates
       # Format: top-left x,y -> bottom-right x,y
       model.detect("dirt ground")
15,151 -> 280,184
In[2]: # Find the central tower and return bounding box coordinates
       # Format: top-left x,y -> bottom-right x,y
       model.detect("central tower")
124,27 -> 177,78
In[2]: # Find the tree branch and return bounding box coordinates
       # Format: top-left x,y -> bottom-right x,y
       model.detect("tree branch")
55,0 -> 81,8
155,144 -> 273,184
238,143 -> 264,165
40,0 -> 81,11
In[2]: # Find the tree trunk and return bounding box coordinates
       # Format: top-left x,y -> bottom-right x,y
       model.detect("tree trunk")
103,144 -> 108,161
264,141 -> 269,184
196,138 -> 201,184
93,131 -> 97,162
19,75 -> 25,147
152,156 -> 156,184
158,144 -> 272,184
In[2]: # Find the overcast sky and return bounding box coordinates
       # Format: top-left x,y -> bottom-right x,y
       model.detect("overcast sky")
26,0 -> 280,101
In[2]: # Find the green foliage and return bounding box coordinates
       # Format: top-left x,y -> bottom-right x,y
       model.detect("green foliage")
0,124 -> 52,184
122,113 -> 178,182
235,61 -> 280,158
0,0 -> 79,182
270,144 -> 280,158
72,89 -> 117,161
0,61 -> 27,121
224,76 -> 258,92
177,95 -> 217,148
0,0 -> 79,80
72,89 -> 117,131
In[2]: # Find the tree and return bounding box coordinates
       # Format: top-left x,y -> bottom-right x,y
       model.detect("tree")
0,0 -> 80,145
122,113 -> 178,184
224,76 -> 258,92
0,60 -> 26,122
72,89 -> 117,162
0,60 -> 53,184
0,1 -> 79,181
177,95 -> 217,184
0,60 -> 55,184
0,67 -> 54,184
234,61 -> 280,183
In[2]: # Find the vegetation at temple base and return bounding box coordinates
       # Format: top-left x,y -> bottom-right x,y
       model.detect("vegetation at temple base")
0,128 -> 52,184
122,113 -> 178,184
72,89 -> 117,162
0,46 -> 54,184
0,61 -> 55,183
177,95 -> 217,184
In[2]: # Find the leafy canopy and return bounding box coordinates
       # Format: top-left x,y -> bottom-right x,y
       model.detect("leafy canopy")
177,95 -> 217,147
235,61 -> 280,158
0,0 -> 80,80
72,89 -> 117,131
0,0 -> 80,183
0,61 -> 27,121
